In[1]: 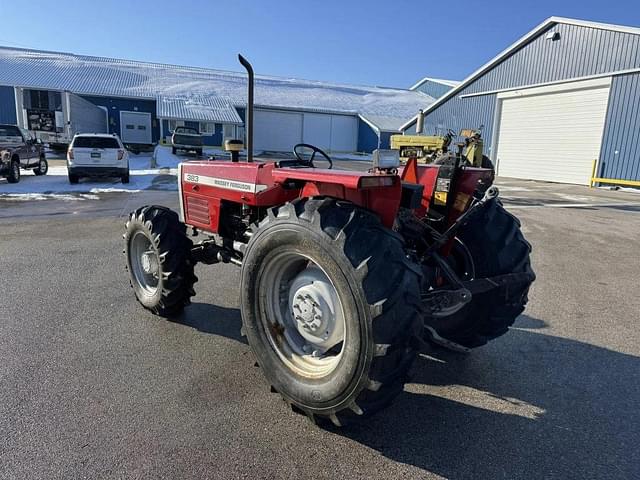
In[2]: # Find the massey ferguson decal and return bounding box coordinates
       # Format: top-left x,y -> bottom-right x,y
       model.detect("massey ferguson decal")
183,173 -> 267,193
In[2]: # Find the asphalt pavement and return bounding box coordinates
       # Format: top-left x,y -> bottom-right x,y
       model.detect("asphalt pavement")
0,182 -> 639,479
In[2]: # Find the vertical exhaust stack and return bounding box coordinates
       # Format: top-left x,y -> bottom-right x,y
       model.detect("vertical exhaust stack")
416,109 -> 425,135
238,54 -> 254,163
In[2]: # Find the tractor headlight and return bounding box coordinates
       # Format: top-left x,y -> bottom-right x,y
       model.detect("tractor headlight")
372,149 -> 400,170
1,150 -> 10,164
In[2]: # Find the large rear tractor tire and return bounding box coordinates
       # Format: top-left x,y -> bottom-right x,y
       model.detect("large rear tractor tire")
241,198 -> 423,426
124,206 -> 197,317
425,200 -> 534,348
481,155 -> 496,184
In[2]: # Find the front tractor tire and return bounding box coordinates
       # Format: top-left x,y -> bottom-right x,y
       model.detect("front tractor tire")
241,198 -> 423,426
124,206 -> 197,317
425,200 -> 534,349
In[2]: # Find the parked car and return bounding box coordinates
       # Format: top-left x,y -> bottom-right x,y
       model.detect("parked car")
171,126 -> 203,156
0,124 -> 48,183
67,133 -> 129,184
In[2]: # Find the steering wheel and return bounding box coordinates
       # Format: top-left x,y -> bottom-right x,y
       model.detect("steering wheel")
293,143 -> 333,169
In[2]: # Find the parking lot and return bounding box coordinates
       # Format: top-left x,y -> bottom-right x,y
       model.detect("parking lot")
1,171 -> 639,479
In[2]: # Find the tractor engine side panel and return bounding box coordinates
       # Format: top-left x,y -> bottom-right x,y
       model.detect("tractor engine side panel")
179,161 -> 293,233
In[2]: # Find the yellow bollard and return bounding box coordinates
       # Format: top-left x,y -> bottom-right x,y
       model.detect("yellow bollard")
590,159 -> 597,188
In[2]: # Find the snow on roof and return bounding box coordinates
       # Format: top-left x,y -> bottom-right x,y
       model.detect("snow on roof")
409,77 -> 461,91
0,46 -> 431,125
358,114 -> 408,132
401,16 -> 640,130
156,95 -> 242,123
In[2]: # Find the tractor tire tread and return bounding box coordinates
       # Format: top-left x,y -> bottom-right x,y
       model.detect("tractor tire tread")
427,200 -> 534,348
255,198 -> 422,426
124,205 -> 197,317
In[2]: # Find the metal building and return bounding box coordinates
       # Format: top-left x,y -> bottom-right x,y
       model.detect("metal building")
0,47 -> 431,153
401,17 -> 640,186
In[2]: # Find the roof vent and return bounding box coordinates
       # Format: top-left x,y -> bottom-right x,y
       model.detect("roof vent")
546,31 -> 561,41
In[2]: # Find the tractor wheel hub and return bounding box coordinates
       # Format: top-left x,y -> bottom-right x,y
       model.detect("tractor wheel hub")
141,251 -> 158,275
289,267 -> 344,350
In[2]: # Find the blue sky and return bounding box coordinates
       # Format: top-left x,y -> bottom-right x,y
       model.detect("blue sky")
1,0 -> 639,88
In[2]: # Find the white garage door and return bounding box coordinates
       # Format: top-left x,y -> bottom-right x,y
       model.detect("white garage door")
254,110 -> 303,152
495,78 -> 611,185
329,115 -> 357,152
254,110 -> 358,153
303,113 -> 331,149
120,111 -> 152,144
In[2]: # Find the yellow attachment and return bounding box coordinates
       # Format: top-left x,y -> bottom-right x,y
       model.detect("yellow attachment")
390,134 -> 449,150
434,191 -> 448,205
459,129 -> 476,138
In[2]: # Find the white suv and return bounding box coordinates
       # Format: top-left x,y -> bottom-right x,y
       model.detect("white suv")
67,133 -> 129,184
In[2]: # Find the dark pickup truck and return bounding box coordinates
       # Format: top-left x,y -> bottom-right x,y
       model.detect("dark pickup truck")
171,126 -> 203,156
1,124 -> 48,183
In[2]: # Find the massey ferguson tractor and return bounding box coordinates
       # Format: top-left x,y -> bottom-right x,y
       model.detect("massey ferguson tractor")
123,55 -> 535,427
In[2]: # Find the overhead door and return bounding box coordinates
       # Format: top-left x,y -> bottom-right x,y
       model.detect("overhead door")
329,115 -> 357,152
303,113 -> 331,149
120,111 -> 152,144
254,110 -> 358,153
494,78 -> 611,185
254,110 -> 302,152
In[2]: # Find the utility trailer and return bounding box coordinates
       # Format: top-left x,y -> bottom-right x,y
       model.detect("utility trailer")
15,88 -> 108,149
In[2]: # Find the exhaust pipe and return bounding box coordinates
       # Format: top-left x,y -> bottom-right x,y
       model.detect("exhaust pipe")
238,54 -> 254,163
416,109 -> 425,135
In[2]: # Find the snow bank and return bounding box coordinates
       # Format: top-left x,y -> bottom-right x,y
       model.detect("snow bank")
0,147 -> 182,200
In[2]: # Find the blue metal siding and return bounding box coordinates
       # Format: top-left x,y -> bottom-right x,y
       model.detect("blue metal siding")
0,85 -> 16,124
80,95 -> 159,143
466,24 -> 640,95
236,107 -> 246,123
357,118 -> 379,153
599,72 -> 640,181
379,132 -> 393,149
421,94 -> 497,155
414,22 -> 640,180
162,119 -> 170,140
202,123 -> 223,146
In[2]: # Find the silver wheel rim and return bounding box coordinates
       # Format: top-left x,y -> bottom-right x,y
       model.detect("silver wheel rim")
259,251 -> 346,378
130,231 -> 160,295
40,159 -> 46,172
13,163 -> 19,178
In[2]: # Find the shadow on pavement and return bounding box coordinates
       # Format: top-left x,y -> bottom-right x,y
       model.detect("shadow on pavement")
170,302 -> 247,344
170,305 -> 639,478
340,316 -> 639,479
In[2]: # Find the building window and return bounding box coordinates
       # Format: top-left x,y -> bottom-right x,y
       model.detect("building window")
223,124 -> 236,140
200,122 -> 215,134
168,119 -> 184,132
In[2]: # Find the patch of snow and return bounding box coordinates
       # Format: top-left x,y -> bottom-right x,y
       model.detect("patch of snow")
0,192 -> 100,201
0,149 -> 180,198
598,186 -> 640,194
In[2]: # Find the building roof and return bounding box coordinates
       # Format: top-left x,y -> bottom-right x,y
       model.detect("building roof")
0,46 -> 431,127
409,77 -> 460,91
358,114 -> 409,132
401,16 -> 640,130
156,94 -> 242,124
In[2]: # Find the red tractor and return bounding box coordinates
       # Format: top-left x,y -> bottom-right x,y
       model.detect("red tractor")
124,56 -> 534,426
